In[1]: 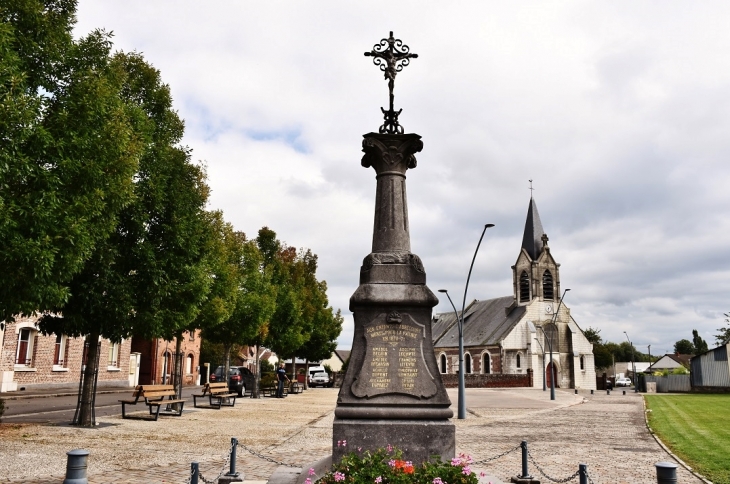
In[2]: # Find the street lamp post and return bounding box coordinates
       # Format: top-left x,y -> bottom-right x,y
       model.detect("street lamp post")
624,331 -> 637,393
537,288 -> 570,401
438,223 -> 494,420
533,336 -> 546,391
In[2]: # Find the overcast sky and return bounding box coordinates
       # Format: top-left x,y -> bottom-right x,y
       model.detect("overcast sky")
75,2 -> 730,356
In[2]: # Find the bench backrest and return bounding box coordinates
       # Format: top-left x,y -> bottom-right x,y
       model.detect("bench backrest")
133,384 -> 176,398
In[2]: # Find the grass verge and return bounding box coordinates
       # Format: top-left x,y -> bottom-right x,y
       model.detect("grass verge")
645,394 -> 730,484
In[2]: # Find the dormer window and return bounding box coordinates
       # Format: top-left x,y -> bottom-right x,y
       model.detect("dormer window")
519,271 -> 530,302
542,270 -> 554,301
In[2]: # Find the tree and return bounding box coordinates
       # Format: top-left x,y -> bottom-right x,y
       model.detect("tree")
673,339 -> 695,355
692,329 -> 708,355
1,1 -> 140,322
202,232 -> 276,397
39,52 -> 213,426
298,305 -> 344,388
583,327 -> 602,345
715,314 -> 730,346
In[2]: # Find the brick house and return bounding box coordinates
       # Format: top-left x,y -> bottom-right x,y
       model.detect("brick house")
432,196 -> 597,390
0,314 -> 132,392
131,331 -> 201,386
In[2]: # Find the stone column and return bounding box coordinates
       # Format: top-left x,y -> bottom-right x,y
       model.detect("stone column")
333,132 -> 454,465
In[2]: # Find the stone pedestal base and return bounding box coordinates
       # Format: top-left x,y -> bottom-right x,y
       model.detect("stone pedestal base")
218,475 -> 243,484
510,477 -> 540,483
332,418 -> 454,465
0,371 -> 17,392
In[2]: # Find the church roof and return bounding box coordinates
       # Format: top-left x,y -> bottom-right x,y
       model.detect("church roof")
521,197 -> 546,260
432,295 -> 526,348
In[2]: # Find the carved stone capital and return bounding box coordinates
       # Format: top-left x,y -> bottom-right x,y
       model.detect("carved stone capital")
361,133 -> 423,174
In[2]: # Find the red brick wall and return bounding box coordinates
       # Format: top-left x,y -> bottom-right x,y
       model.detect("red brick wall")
1,316 -> 131,390
440,370 -> 533,388
132,330 -> 201,386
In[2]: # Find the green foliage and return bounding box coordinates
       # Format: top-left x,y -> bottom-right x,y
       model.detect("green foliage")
715,315 -> 730,346
1,1 -> 141,320
341,355 -> 350,375
692,329 -> 708,355
256,228 -> 341,363
318,446 -> 479,484
673,339 -> 694,355
582,327 -> 602,345
260,359 -> 274,374
671,366 -> 689,375
591,334 -> 652,370
646,395 -> 730,484
323,364 -> 333,374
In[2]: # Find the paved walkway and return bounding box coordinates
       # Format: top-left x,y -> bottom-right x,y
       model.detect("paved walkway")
0,388 -> 701,484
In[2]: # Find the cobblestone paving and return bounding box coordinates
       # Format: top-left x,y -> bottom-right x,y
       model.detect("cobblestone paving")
0,388 -> 702,484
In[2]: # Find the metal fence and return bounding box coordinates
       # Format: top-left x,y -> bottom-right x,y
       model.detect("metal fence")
644,374 -> 691,393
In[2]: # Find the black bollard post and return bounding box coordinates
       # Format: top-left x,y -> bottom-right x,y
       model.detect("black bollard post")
519,440 -> 532,479
590,389 -> 594,395
63,449 -> 90,484
227,437 -> 240,477
579,464 -> 588,484
623,390 -> 626,395
655,462 -> 678,484
607,389 -> 610,395
191,462 -> 200,484
574,389 -> 578,394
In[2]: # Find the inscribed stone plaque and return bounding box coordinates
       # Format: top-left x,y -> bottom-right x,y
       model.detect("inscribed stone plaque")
351,312 -> 437,398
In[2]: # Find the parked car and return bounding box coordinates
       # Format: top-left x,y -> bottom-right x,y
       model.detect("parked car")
615,377 -> 632,387
309,372 -> 331,387
210,366 -> 256,396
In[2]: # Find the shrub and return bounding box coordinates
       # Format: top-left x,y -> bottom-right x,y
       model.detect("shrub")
316,445 -> 482,484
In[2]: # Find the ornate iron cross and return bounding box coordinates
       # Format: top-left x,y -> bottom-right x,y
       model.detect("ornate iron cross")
365,31 -> 418,135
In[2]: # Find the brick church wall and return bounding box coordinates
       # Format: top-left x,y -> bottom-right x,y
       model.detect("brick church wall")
440,370 -> 533,388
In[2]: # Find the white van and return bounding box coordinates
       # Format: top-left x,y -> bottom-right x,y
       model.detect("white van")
308,365 -> 326,381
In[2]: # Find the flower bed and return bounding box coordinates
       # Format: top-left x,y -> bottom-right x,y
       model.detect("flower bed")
315,443 -> 489,484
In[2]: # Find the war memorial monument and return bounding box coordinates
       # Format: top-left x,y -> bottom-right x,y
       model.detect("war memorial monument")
332,32 -> 455,465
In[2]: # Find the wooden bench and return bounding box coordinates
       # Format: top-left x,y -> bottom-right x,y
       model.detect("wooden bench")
119,385 -> 185,421
262,384 -> 288,397
192,382 -> 238,409
289,382 -> 303,394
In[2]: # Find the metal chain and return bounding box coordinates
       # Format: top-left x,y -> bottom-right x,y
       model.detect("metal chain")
526,448 -> 580,483
196,440 -> 235,484
237,441 -> 299,468
587,472 -> 596,484
185,465 -> 195,484
472,443 -> 522,465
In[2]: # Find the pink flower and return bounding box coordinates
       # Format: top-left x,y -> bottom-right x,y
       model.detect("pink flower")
309,468 -> 316,476
433,478 -> 444,484
387,444 -> 393,452
305,479 -> 312,484
451,457 -> 461,466
358,447 -> 362,452
375,477 -> 382,483
458,453 -> 473,464
462,466 -> 472,476
479,472 -> 486,477
388,459 -> 396,467
334,472 -> 346,482
337,440 -> 342,447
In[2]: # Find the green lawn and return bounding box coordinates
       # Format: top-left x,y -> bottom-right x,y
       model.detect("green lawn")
645,394 -> 730,484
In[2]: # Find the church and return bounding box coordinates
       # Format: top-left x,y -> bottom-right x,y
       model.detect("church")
432,197 -> 596,390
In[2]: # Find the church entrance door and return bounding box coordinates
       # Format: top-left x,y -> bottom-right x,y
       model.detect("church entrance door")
546,362 -> 559,388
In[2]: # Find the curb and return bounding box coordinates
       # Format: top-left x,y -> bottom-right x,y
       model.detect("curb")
0,388 -> 131,401
642,395 -> 713,484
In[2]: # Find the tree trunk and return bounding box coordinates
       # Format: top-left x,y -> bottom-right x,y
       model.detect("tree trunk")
253,343 -> 260,398
172,334 -> 184,410
224,344 -> 232,392
77,332 -> 100,427
304,359 -> 310,390
292,358 -> 296,390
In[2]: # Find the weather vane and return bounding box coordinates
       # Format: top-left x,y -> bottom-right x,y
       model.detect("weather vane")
365,31 -> 418,135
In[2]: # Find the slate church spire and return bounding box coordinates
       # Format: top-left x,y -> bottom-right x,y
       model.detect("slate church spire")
512,193 -> 560,305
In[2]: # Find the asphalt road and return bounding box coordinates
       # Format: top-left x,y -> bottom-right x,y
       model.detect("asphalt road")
0,386 -> 211,424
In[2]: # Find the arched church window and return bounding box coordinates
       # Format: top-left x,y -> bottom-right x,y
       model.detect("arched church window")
544,323 -> 559,353
580,355 -> 585,370
482,353 -> 491,374
519,271 -> 530,302
465,353 -> 472,374
440,354 -> 447,374
542,270 -> 554,300
516,353 -> 521,368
